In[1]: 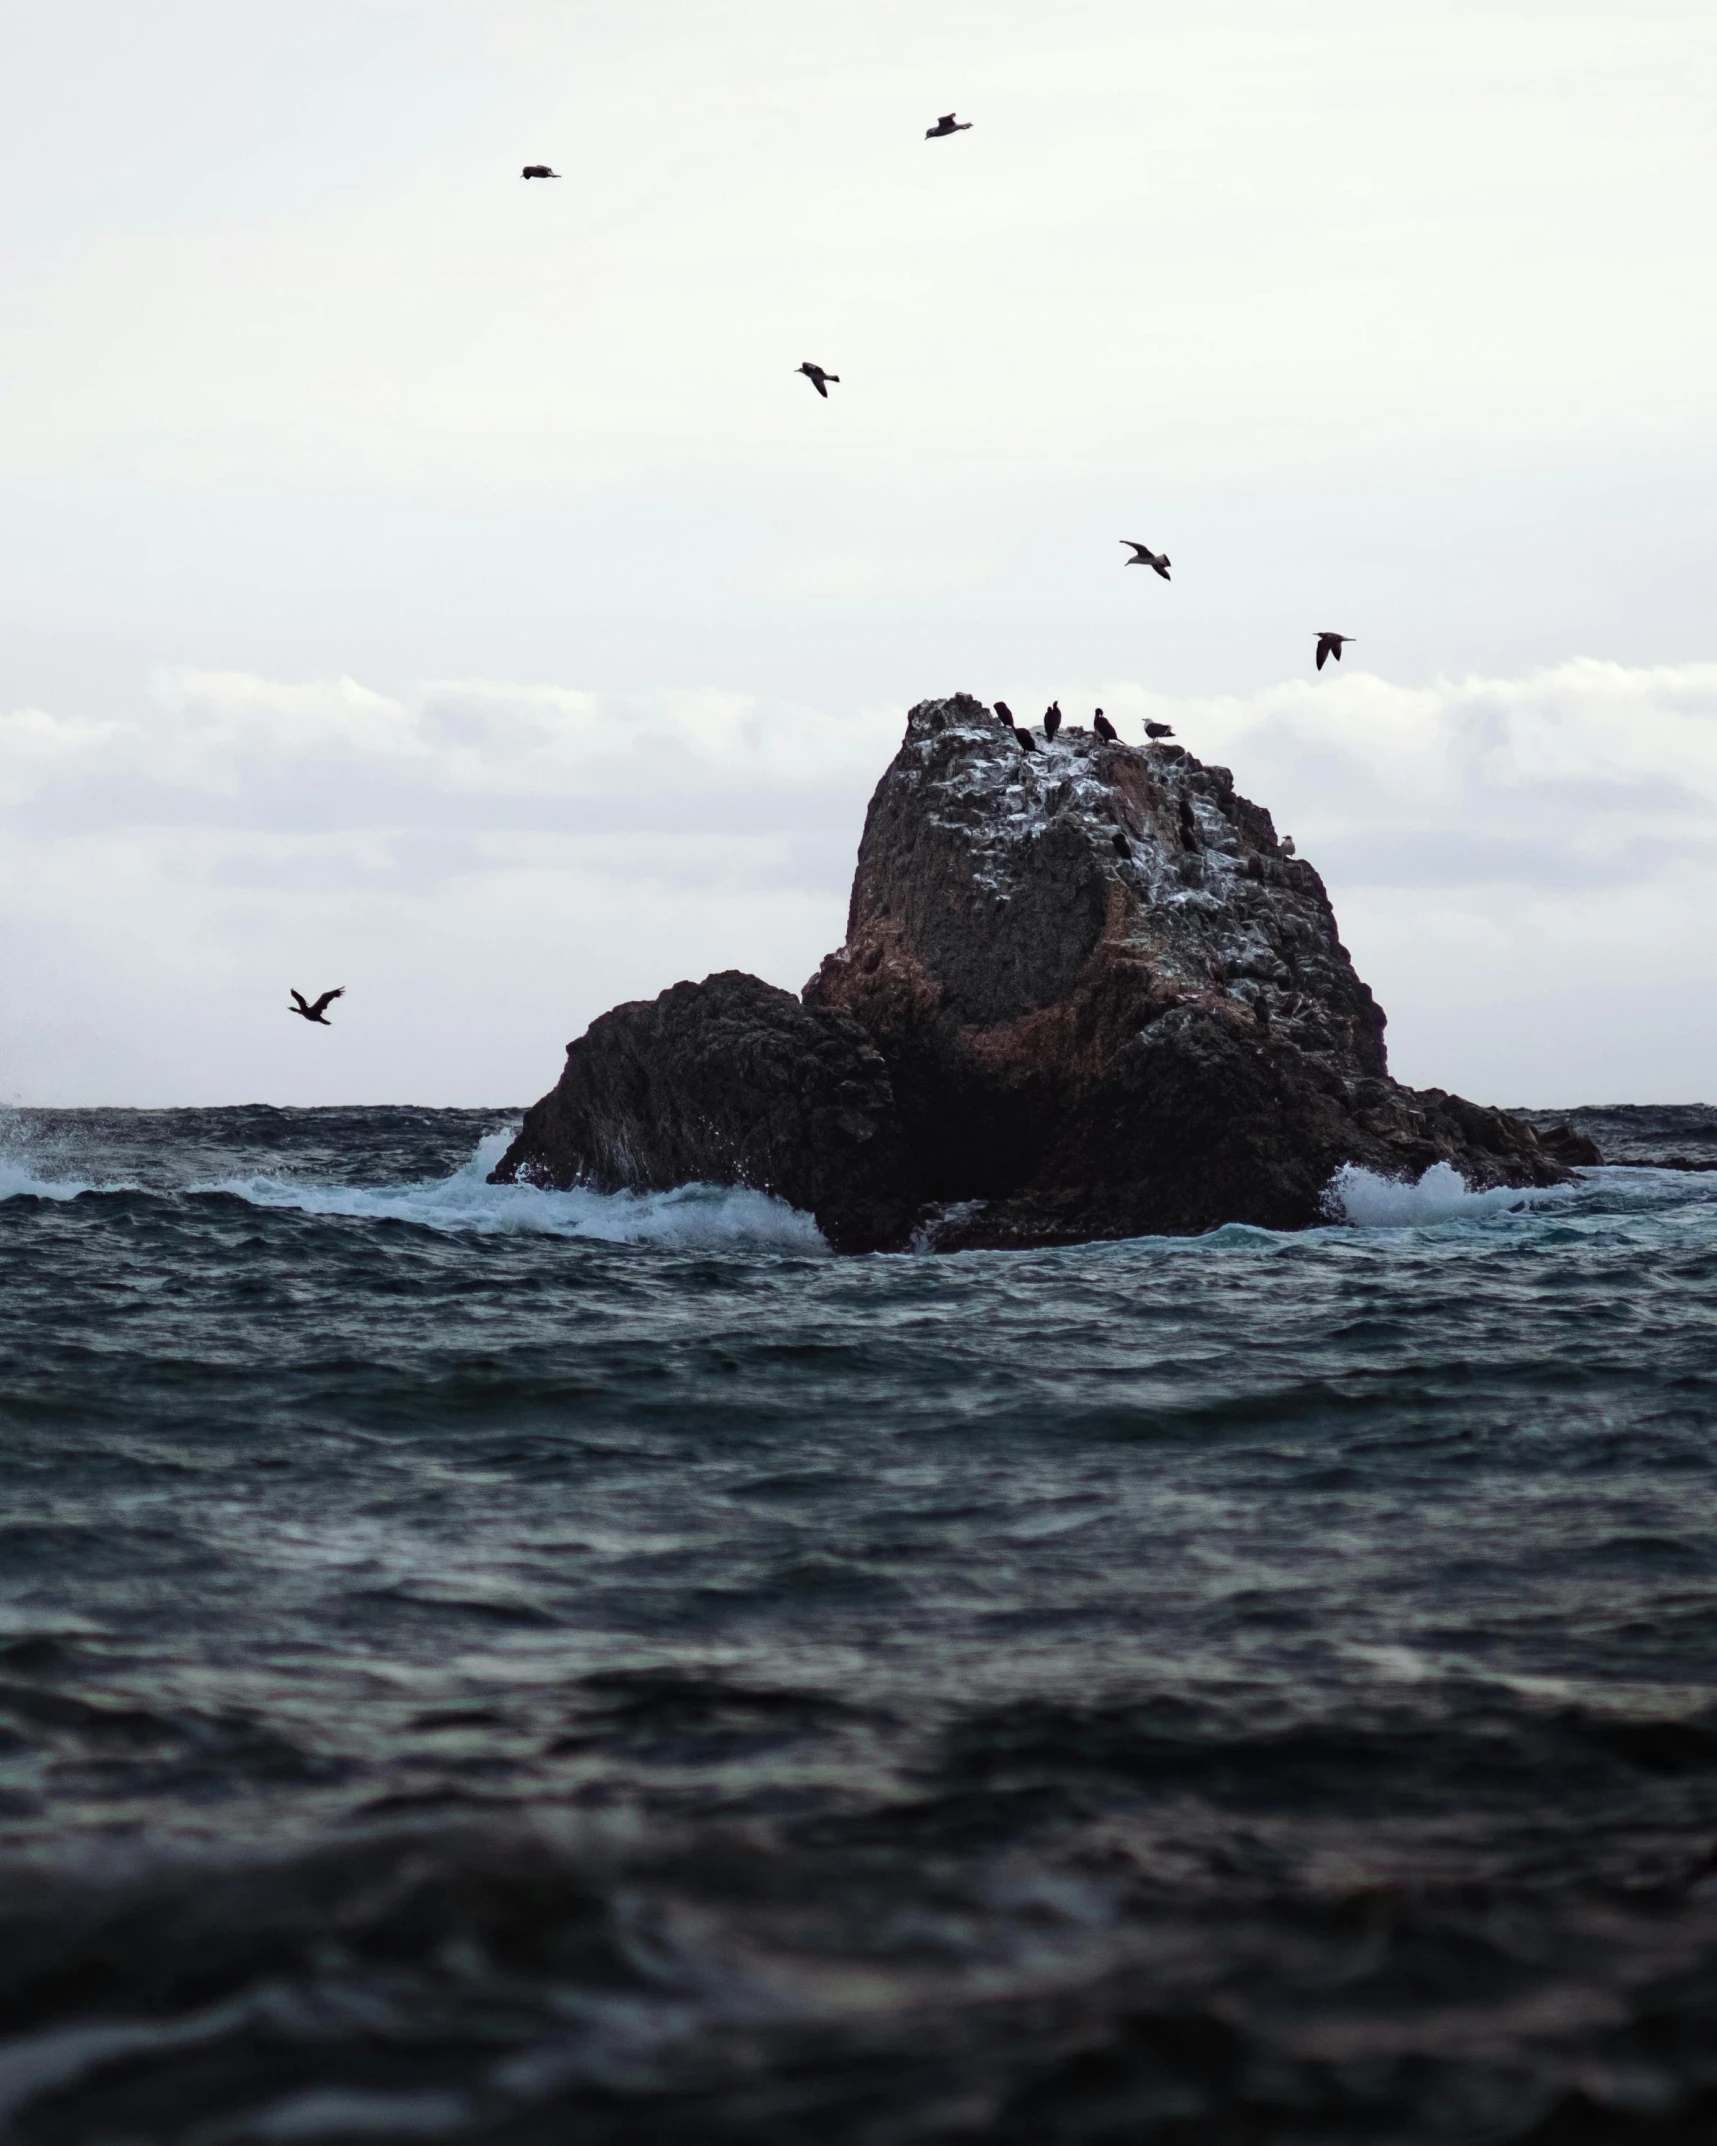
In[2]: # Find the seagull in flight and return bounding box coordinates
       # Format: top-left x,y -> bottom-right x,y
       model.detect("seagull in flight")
1121,540 -> 1171,580
521,165 -> 560,179
925,113 -> 971,138
289,988 -> 345,1027
1315,632 -> 1355,671
797,362 -> 840,398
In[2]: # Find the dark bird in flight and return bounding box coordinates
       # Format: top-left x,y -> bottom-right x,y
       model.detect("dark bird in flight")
521,165 -> 560,179
1093,709 -> 1118,743
1144,720 -> 1175,741
289,988 -> 345,1027
994,700 -> 1017,728
925,113 -> 972,138
1014,727 -> 1040,756
1043,701 -> 1063,741
797,362 -> 840,398
1316,632 -> 1355,671
1121,540 -> 1171,580
1112,831 -> 1132,860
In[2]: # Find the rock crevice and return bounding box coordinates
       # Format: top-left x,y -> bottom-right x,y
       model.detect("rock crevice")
491,695 -> 1567,1249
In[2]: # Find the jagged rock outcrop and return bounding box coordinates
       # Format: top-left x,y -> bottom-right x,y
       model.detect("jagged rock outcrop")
488,971 -> 918,1253
493,695 -> 1568,1249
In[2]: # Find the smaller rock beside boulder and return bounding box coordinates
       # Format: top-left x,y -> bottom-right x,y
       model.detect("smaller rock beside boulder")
486,971 -> 919,1254
1529,1121 -> 1606,1169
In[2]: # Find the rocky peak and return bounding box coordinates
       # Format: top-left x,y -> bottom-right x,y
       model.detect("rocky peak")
820,692 -> 1386,1077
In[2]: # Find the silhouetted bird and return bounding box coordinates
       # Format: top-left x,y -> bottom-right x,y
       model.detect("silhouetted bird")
1316,632 -> 1355,671
797,362 -> 839,398
1121,540 -> 1171,580
521,165 -> 560,179
290,988 -> 345,1027
1044,701 -> 1062,741
1014,727 -> 1040,756
925,113 -> 972,138
1093,710 -> 1118,743
1112,831 -> 1132,860
1144,721 -> 1175,740
994,700 -> 1017,728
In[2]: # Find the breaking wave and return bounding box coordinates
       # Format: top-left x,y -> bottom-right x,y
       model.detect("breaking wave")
205,1149 -> 828,1248
0,1119 -> 828,1250
1322,1158 -> 1575,1228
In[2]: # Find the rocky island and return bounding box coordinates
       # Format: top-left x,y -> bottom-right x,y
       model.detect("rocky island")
490,695 -> 1570,1250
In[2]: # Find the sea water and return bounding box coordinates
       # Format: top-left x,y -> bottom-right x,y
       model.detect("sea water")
3,1106 -> 1717,2143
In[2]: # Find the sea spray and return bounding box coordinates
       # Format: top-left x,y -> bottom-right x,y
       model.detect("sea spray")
1322,1158 -> 1572,1228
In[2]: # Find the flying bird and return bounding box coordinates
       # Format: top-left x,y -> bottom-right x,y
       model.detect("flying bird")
1144,721 -> 1175,740
925,113 -> 971,138
289,988 -> 345,1027
521,165 -> 560,179
1093,710 -> 1118,743
1121,540 -> 1171,580
1014,727 -> 1040,757
797,362 -> 840,398
1043,701 -> 1063,741
994,700 -> 1017,728
1315,632 -> 1355,671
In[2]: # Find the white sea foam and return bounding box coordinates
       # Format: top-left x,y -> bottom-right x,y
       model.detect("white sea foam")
195,1132 -> 828,1251
1322,1160 -> 1570,1228
0,1159 -> 89,1201
0,1112 -> 106,1201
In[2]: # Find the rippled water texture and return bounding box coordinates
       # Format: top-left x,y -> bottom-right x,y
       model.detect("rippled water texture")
4,1105 -> 1717,2143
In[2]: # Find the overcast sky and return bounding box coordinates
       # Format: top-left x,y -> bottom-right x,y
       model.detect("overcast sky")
3,0 -> 1715,1108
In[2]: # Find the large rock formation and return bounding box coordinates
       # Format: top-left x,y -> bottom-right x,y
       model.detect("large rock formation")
491,695 -> 1568,1250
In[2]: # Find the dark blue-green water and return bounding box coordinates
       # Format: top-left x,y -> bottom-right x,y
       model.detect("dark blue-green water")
3,1106 -> 1717,2144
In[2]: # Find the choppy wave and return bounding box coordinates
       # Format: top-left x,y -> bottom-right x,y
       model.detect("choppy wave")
8,1103 -> 1717,2142
0,1119 -> 828,1251
0,1113 -> 125,1203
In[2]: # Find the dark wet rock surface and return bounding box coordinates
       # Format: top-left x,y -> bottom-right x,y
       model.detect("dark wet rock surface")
1513,1104 -> 1717,1172
488,972 -> 918,1253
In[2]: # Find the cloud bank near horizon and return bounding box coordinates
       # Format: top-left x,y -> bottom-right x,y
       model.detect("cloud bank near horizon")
3,657 -> 1714,1109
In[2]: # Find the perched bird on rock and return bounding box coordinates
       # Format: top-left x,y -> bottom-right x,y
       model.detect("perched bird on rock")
925,113 -> 971,138
521,165 -> 560,179
994,700 -> 1017,728
1044,701 -> 1062,741
1014,727 -> 1040,756
1093,710 -> 1118,743
1144,720 -> 1175,741
1112,831 -> 1132,860
797,362 -> 840,397
1121,540 -> 1171,580
1315,632 -> 1355,671
1281,836 -> 1296,857
290,987 -> 344,1027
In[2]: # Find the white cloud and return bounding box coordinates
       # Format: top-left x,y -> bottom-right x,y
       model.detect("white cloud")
3,658 -> 1715,1108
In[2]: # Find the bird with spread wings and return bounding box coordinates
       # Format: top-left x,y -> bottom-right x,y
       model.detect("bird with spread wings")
1121,540 -> 1171,580
289,988 -> 345,1027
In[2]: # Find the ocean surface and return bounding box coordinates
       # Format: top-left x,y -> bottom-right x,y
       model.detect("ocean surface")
4,1104 -> 1717,2144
